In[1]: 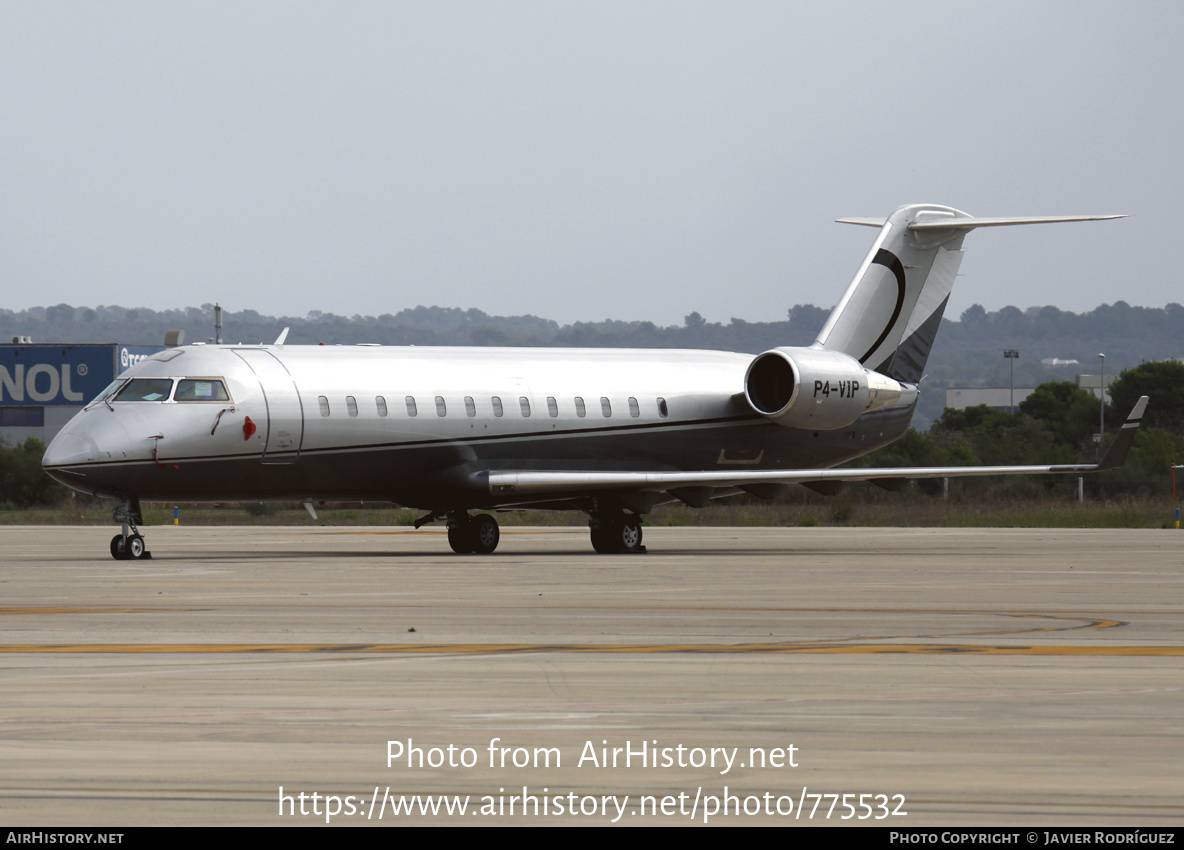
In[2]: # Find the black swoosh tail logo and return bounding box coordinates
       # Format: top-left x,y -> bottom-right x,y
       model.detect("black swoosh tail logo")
857,249 -> 907,364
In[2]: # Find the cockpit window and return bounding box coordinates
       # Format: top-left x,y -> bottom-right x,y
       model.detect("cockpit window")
87,379 -> 128,407
115,378 -> 175,402
175,379 -> 230,402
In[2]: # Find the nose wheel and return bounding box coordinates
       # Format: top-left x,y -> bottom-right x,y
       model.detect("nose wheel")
110,533 -> 148,560
110,498 -> 151,560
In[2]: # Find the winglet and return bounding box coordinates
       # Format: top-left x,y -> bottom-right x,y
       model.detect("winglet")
274,327 -> 290,345
1097,396 -> 1149,470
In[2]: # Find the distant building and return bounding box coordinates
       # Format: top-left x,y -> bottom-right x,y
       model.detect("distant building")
1,343 -> 163,446
1075,373 -> 1115,402
946,373 -> 1115,412
945,387 -> 1036,411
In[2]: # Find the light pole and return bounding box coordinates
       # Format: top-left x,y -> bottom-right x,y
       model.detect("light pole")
1004,349 -> 1019,413
1098,352 -> 1106,442
1173,459 -> 1183,529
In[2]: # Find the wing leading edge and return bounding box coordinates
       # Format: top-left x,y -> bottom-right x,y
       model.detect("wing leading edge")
486,397 -> 1147,498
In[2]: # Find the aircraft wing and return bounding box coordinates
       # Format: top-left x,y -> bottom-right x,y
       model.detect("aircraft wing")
486,397 -> 1147,498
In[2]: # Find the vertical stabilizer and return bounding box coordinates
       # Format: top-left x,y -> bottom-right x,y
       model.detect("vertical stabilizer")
814,204 -> 968,383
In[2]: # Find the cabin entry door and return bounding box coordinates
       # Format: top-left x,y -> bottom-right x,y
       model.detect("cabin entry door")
233,349 -> 305,464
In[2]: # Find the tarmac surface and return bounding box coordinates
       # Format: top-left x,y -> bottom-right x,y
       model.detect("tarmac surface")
0,524 -> 1181,826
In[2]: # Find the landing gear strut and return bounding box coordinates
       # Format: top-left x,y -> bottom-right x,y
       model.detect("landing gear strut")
110,497 -> 150,560
446,511 -> 500,555
589,510 -> 645,554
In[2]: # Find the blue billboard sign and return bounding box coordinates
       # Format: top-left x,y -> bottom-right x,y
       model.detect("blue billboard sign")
118,345 -> 164,374
0,346 -> 122,406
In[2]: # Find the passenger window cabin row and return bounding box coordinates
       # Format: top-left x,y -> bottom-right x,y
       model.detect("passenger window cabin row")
316,395 -> 670,420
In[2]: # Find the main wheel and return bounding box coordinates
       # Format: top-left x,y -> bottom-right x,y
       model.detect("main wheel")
447,522 -> 474,554
590,517 -> 644,554
620,519 -> 643,552
110,534 -> 129,561
590,523 -> 617,554
470,514 -> 500,554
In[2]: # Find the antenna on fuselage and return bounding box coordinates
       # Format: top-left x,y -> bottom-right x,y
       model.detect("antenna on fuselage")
214,303 -> 223,345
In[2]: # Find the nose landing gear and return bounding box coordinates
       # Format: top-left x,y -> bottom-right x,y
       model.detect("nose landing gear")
110,498 -> 151,560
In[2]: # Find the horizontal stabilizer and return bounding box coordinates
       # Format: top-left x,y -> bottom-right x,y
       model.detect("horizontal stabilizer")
837,214 -> 1126,231
908,214 -> 1127,231
485,397 -> 1147,498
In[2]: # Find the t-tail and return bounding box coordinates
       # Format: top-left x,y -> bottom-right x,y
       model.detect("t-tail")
742,204 -> 1124,432
814,205 -> 1126,383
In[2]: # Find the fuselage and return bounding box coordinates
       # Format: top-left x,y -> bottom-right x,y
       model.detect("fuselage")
42,343 -> 917,509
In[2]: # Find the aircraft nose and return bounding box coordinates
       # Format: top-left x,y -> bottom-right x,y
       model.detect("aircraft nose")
43,410 -> 134,470
42,411 -> 138,494
43,428 -> 101,468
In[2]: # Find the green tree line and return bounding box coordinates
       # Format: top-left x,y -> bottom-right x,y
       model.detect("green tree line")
0,438 -> 68,509
857,360 -> 1184,497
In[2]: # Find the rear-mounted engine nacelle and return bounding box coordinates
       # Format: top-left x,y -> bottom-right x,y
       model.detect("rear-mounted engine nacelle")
743,347 -> 903,430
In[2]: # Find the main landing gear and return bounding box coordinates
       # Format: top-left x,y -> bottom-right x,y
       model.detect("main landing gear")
110,497 -> 151,560
445,511 -> 501,555
414,507 -> 646,555
589,510 -> 645,554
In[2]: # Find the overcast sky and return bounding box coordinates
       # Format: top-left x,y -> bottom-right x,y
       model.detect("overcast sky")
1,2 -> 1179,326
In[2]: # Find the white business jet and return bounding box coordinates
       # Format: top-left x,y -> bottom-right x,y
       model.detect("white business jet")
42,204 -> 1144,559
